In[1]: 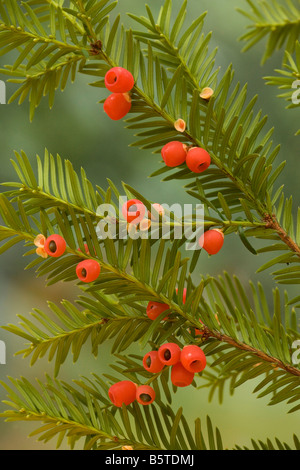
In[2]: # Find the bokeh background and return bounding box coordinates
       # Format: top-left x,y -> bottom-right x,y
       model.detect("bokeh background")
0,0 -> 299,450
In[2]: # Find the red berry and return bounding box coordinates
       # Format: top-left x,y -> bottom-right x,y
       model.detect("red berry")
161,141 -> 188,167
186,147 -> 211,173
105,67 -> 134,93
122,199 -> 146,224
103,92 -> 131,120
158,343 -> 181,366
180,345 -> 206,373
199,229 -> 224,255
146,301 -> 169,321
143,351 -> 165,373
76,259 -> 101,283
136,385 -> 155,405
44,234 -> 66,258
108,381 -> 137,407
171,362 -> 194,387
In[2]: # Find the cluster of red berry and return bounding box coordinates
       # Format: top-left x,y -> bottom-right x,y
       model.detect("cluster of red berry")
103,67 -> 134,120
108,343 -> 207,408
144,343 -> 206,388
35,234 -> 101,283
161,141 -> 211,175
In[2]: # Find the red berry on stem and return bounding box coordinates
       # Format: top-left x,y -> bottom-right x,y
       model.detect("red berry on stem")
158,343 -> 181,366
180,345 -> 207,373
105,67 -> 134,93
161,141 -> 187,167
103,92 -> 131,120
136,385 -> 155,405
143,351 -> 165,373
171,362 -> 194,387
122,199 -> 146,224
76,259 -> 101,283
199,229 -> 224,255
186,147 -> 211,173
108,381 -> 137,407
146,301 -> 169,321
44,234 -> 66,258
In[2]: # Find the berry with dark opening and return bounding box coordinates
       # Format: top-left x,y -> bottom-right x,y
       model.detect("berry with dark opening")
143,351 -> 165,373
161,141 -> 188,167
171,362 -> 194,387
198,228 -> 224,255
122,199 -> 146,224
186,147 -> 211,173
104,67 -> 134,93
44,234 -> 66,258
108,380 -> 137,407
146,301 -> 169,321
76,259 -> 101,283
158,343 -> 181,366
103,92 -> 131,120
136,385 -> 155,405
180,345 -> 207,373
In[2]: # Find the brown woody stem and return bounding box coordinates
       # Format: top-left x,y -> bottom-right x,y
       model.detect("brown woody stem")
264,213 -> 300,256
205,327 -> 300,377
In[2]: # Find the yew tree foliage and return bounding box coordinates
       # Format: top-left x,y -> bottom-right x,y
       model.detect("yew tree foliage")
238,0 -> 300,134
0,0 -> 300,450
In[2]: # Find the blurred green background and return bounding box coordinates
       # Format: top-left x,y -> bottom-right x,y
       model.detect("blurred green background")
0,0 -> 299,450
